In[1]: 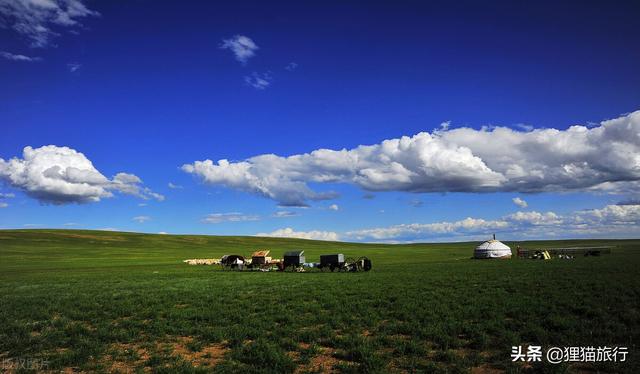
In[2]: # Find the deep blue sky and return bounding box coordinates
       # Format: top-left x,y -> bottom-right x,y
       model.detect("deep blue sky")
1,0 -> 639,241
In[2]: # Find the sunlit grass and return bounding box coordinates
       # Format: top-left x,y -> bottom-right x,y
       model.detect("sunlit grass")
0,230 -> 638,372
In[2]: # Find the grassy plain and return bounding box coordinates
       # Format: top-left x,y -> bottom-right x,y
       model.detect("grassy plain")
0,230 -> 638,373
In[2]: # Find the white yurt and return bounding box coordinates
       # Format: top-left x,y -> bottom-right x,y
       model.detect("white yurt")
474,235 -> 512,259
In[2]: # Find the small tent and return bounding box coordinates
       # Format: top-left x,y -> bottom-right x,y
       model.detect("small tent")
474,236 -> 512,259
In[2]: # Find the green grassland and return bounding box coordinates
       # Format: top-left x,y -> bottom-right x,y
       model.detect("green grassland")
0,230 -> 638,373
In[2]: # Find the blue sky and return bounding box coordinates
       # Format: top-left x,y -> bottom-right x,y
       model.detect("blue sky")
1,0 -> 640,242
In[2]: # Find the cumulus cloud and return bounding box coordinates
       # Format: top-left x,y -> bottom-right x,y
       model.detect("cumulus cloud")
220,35 -> 258,64
244,72 -> 272,90
256,227 -> 339,241
183,110 -> 640,206
0,0 -> 98,47
168,182 -> 183,189
201,212 -> 260,224
505,211 -> 562,225
440,111 -> 640,193
182,158 -> 338,207
0,202 -> 7,208
1,51 -> 41,61
328,204 -> 339,211
133,215 -> 150,223
0,145 -> 163,204
575,204 -> 640,224
512,197 -> 528,208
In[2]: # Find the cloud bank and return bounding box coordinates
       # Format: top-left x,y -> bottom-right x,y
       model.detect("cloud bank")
256,227 -> 339,241
0,0 -> 98,47
0,145 -> 163,204
347,204 -> 640,241
183,110 -> 640,206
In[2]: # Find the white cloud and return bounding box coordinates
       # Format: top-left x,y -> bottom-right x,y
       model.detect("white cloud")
328,204 -> 339,211
183,110 -> 640,206
158,231 -> 168,235
244,72 -> 272,90
168,182 -> 183,189
347,204 -> 640,241
182,158 -> 338,207
0,0 -> 98,47
575,204 -> 640,224
220,35 -> 258,64
347,217 -> 509,241
132,215 -> 150,223
67,62 -> 80,72
0,145 -> 163,204
512,197 -> 528,208
1,51 -> 41,61
0,192 -> 15,198
272,210 -> 299,218
256,227 -> 339,241
505,211 -> 562,225
201,212 -> 260,224
0,202 -> 7,208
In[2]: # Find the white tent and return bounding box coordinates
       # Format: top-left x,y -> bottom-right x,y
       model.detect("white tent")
474,238 -> 512,259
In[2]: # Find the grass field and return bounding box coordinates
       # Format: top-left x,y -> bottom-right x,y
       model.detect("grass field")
0,230 -> 638,373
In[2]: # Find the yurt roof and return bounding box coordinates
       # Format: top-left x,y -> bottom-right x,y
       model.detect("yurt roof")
475,239 -> 510,250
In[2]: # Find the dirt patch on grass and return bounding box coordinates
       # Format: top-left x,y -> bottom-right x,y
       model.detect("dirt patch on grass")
295,346 -> 343,373
170,336 -> 229,367
97,337 -> 229,371
99,342 -> 150,372
451,347 -> 474,358
471,364 -> 506,373
479,350 -> 499,359
198,343 -> 229,367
